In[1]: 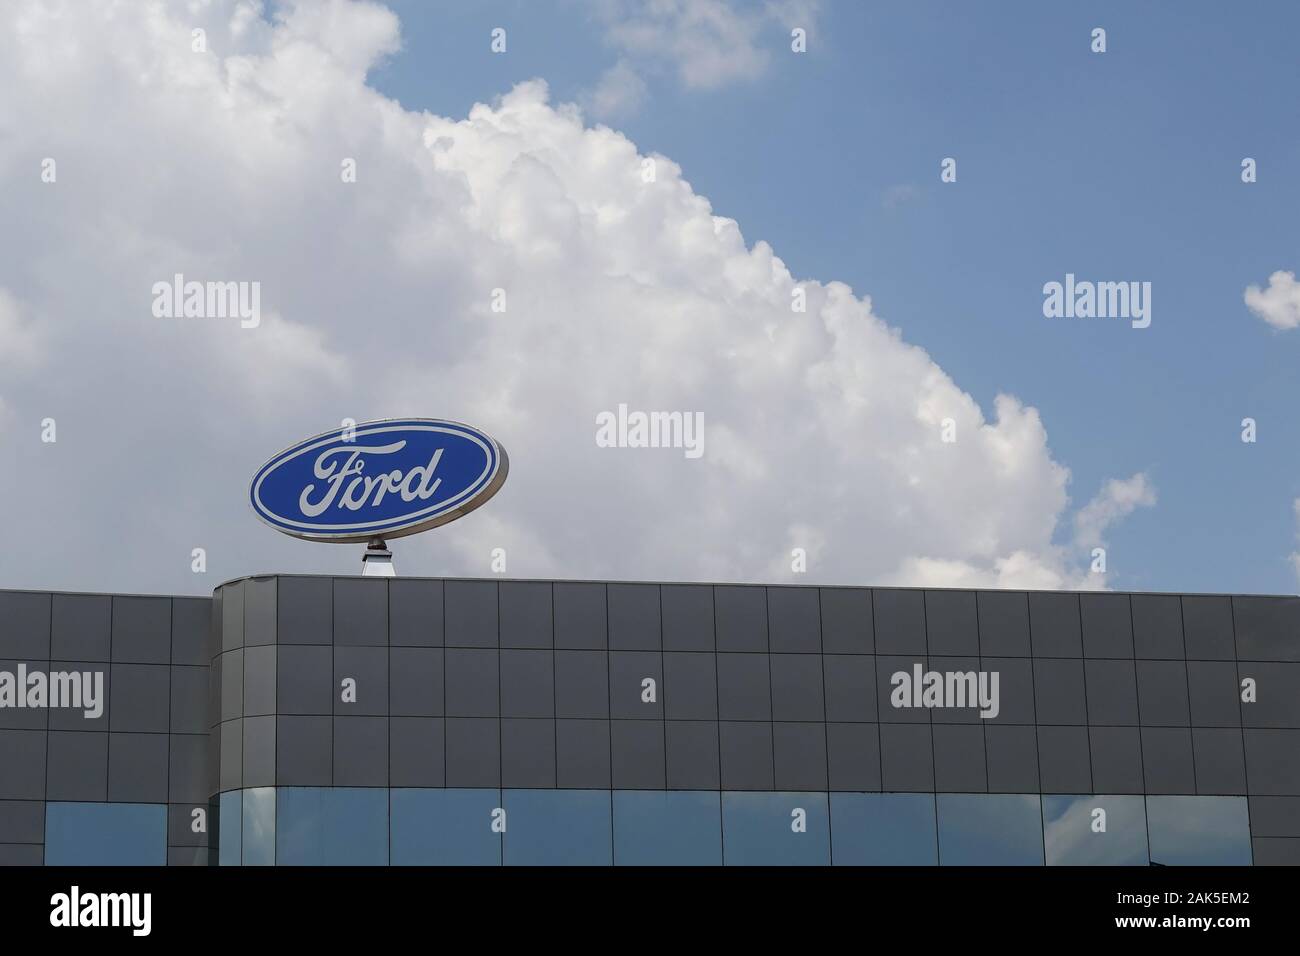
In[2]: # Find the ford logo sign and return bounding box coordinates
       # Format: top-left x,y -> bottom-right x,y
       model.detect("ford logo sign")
250,418 -> 508,543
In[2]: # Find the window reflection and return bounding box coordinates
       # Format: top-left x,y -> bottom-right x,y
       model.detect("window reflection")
1145,796 -> 1251,866
830,793 -> 937,865
613,791 -> 722,865
242,787 -> 276,866
503,789 -> 612,865
390,789 -> 501,865
45,802 -> 166,866
936,794 -> 1043,865
722,792 -> 830,866
1042,795 -> 1147,865
218,791 -> 241,867
276,787 -> 388,865
200,787 -> 1261,867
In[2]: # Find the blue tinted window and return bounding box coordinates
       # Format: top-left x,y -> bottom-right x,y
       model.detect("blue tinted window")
1043,795 -> 1147,865
1146,796 -> 1251,866
613,791 -> 722,865
503,789 -> 612,865
830,793 -> 937,865
45,802 -> 166,866
722,792 -> 830,865
391,789 -> 501,865
219,791 -> 241,866
276,788 -> 388,865
937,794 -> 1043,865
242,787 -> 276,866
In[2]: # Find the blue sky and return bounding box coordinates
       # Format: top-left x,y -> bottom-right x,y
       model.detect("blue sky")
370,1 -> 1300,595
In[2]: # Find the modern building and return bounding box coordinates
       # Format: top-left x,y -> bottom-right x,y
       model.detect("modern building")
1,575 -> 1298,866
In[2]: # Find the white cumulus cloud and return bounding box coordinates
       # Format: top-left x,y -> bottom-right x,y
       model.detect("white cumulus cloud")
581,0 -> 818,113
0,0 -> 1152,594
0,289 -> 43,369
1245,270 -> 1300,330
584,59 -> 649,119
1074,474 -> 1157,553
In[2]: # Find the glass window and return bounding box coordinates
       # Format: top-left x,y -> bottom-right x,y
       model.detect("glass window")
936,794 -> 1043,865
613,791 -> 722,865
218,791 -> 241,866
1145,795 -> 1251,865
503,789 -> 612,865
242,787 -> 276,866
830,793 -> 937,865
722,792 -> 830,866
1042,795 -> 1148,865
276,787 -> 388,865
390,789 -> 501,866
45,802 -> 165,866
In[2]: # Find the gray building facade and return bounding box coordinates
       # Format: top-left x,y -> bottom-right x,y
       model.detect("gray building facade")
3,576 -> 1300,865
0,590 -> 211,865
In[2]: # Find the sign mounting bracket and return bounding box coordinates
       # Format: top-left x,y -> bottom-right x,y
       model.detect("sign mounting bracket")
361,537 -> 395,577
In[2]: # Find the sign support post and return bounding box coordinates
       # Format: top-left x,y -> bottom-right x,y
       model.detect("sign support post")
361,537 -> 395,577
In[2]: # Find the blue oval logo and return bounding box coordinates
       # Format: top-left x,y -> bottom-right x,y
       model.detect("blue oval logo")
250,419 -> 508,542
